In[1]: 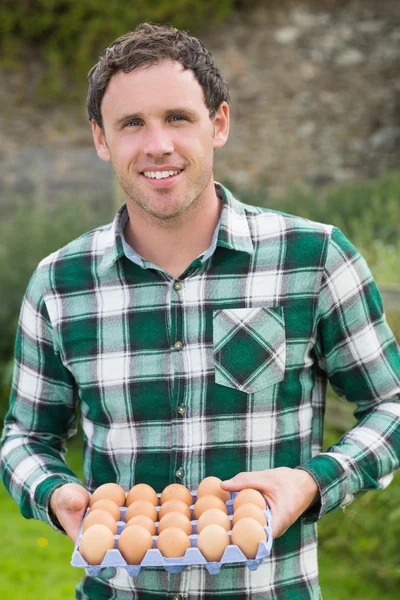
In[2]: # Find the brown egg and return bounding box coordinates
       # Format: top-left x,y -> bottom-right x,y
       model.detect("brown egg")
196,508 -> 231,533
82,509 -> 117,534
79,524 -> 115,565
90,499 -> 121,521
156,527 -> 191,558
124,499 -> 157,523
232,503 -> 267,527
231,517 -> 267,559
126,483 -> 158,507
90,483 -> 126,507
197,524 -> 230,562
159,499 -> 192,521
118,524 -> 153,564
197,476 -> 230,503
158,511 -> 193,536
160,483 -> 193,507
233,489 -> 266,511
193,495 -> 228,520
125,515 -> 157,535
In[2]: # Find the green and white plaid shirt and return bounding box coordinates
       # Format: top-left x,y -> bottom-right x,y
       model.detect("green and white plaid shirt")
1,183 -> 400,599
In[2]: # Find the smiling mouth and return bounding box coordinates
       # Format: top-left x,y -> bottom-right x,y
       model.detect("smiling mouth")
141,169 -> 183,180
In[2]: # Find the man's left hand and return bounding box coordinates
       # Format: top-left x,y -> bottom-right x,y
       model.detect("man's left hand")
221,467 -> 319,538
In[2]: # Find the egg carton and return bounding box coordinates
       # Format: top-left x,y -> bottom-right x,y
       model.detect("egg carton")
71,491 -> 273,576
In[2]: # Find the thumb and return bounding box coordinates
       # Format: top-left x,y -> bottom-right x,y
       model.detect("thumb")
220,471 -> 264,492
52,483 -> 90,513
66,492 -> 86,512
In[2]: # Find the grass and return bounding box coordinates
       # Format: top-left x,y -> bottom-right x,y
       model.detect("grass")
0,505 -> 82,599
0,438 -> 83,599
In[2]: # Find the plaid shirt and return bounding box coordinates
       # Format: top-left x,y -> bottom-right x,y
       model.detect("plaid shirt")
1,183 -> 400,600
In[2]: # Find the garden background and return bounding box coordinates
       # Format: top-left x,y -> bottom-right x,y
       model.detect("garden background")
0,1 -> 399,598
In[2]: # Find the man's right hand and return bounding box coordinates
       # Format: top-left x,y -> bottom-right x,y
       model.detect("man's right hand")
50,483 -> 90,542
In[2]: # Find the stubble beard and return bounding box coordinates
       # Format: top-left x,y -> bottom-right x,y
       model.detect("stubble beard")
114,161 -> 215,228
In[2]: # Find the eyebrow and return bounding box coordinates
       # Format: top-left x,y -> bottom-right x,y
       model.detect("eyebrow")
115,107 -> 199,127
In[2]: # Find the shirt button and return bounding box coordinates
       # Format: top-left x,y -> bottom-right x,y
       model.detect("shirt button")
177,404 -> 187,415
172,595 -> 182,600
173,280 -> 182,291
173,341 -> 183,351
175,468 -> 184,479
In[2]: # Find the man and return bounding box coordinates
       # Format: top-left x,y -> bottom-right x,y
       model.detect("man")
1,22 -> 399,600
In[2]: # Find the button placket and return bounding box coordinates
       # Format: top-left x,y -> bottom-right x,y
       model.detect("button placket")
169,277 -> 186,484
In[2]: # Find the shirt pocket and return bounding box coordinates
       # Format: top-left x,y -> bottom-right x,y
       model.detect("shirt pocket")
213,307 -> 286,394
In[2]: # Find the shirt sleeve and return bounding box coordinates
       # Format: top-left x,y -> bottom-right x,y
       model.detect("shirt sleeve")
298,227 -> 400,522
0,267 -> 83,533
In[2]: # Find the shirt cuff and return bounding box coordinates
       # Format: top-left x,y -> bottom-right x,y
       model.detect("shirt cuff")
32,474 -> 84,534
296,453 -> 351,523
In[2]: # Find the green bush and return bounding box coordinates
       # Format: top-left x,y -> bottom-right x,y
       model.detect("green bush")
386,311 -> 400,342
0,0 -> 234,99
319,425 -> 400,597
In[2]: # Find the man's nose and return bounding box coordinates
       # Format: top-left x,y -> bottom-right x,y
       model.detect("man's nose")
142,126 -> 174,157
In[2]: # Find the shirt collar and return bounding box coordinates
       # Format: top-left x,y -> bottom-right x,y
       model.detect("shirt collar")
98,204 -> 127,274
215,182 -> 254,255
99,182 -> 253,274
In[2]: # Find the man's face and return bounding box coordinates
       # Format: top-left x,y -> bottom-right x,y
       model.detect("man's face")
92,60 -> 229,223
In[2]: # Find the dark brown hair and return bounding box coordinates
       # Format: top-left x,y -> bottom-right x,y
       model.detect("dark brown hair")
87,23 -> 230,128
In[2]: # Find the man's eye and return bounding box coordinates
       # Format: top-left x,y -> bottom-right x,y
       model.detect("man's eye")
170,115 -> 186,122
126,120 -> 141,127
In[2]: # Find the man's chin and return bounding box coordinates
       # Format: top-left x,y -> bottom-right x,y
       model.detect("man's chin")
135,201 -> 189,223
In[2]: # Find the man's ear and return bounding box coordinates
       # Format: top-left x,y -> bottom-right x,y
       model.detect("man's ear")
212,102 -> 230,149
92,121 -> 111,161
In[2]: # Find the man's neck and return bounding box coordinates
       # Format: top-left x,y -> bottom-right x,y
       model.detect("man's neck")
124,191 -> 222,279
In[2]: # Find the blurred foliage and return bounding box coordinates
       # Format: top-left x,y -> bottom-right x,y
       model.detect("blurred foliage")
318,425 -> 400,597
386,311 -> 400,342
0,0 -> 235,100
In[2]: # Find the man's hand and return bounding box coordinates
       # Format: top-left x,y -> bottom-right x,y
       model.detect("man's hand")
50,483 -> 90,543
221,467 -> 319,538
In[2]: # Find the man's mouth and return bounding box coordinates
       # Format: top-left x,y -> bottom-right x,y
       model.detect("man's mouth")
142,169 -> 183,180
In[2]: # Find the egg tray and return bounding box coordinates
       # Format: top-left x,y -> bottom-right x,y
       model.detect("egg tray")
71,491 -> 273,576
